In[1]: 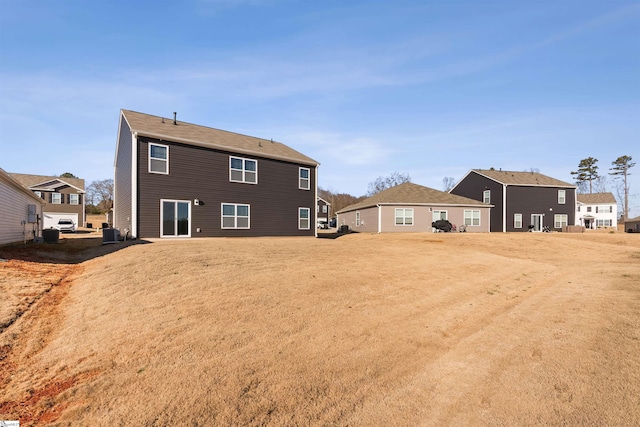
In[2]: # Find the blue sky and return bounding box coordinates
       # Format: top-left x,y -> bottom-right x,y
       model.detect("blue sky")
1,0 -> 638,214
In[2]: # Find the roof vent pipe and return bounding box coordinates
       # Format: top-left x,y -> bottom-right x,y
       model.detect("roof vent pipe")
173,112 -> 177,125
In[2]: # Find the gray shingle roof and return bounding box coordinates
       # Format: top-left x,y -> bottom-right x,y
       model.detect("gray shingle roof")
337,182 -> 489,213
577,192 -> 617,204
9,173 -> 85,192
473,169 -> 575,188
121,110 -> 319,166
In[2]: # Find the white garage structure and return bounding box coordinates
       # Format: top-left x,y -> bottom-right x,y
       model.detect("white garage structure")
43,212 -> 79,230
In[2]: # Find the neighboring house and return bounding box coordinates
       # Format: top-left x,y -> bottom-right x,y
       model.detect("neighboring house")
450,169 -> 576,232
317,197 -> 331,224
114,110 -> 319,238
336,182 -> 492,233
0,168 -> 44,245
624,216 -> 640,233
9,173 -> 85,230
576,193 -> 618,229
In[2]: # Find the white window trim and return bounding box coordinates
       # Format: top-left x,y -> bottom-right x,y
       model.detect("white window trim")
149,143 -> 169,175
514,213 -> 523,229
554,214 -> 568,228
558,189 -> 566,204
395,208 -> 414,226
160,199 -> 192,238
229,156 -> 258,184
298,207 -> 310,230
432,210 -> 448,221
52,192 -> 62,204
221,203 -> 251,229
483,190 -> 491,204
299,167 -> 310,190
464,210 -> 481,226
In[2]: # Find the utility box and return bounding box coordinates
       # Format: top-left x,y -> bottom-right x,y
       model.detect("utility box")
102,228 -> 120,244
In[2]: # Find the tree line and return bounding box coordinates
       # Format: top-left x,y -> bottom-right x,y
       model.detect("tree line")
571,155 -> 635,219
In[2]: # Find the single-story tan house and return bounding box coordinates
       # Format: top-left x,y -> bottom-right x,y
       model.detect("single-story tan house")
336,182 -> 492,233
0,168 -> 44,245
624,216 -> 640,233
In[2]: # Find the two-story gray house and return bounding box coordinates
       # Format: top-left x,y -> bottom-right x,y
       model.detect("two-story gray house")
450,169 -> 576,232
114,110 -> 319,238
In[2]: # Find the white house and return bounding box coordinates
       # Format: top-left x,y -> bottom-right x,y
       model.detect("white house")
0,168 -> 44,245
576,193 -> 617,229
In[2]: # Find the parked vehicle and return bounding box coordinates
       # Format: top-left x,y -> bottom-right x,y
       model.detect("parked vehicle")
317,221 -> 329,229
329,218 -> 336,228
56,219 -> 76,233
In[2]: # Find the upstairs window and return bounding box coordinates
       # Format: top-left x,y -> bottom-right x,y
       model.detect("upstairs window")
483,190 -> 491,204
322,205 -> 327,213
69,194 -> 80,205
356,211 -> 361,227
51,193 -> 62,204
149,143 -> 169,174
558,189 -> 566,204
34,191 -> 42,198
299,167 -> 310,190
230,157 -> 257,184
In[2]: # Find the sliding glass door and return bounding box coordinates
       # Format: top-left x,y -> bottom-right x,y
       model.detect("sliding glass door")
161,200 -> 191,237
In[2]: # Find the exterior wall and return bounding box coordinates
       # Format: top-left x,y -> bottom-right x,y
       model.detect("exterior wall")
505,186 -> 575,231
338,206 -> 379,233
576,203 -> 617,228
114,117 -> 133,233
450,172 -> 503,232
338,205 -> 491,233
0,176 -> 43,245
136,137 -> 316,238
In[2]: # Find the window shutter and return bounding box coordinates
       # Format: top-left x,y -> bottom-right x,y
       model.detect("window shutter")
49,193 -> 52,203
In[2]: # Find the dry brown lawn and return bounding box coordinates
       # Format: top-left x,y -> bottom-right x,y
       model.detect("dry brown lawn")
1,231 -> 639,426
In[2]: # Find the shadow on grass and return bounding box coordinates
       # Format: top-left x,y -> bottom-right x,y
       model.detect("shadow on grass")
316,231 -> 356,240
0,235 -> 152,265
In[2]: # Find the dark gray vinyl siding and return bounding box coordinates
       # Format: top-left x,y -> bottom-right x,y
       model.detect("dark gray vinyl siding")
450,172 -> 503,232
114,117 -> 133,232
137,137 -> 316,238
506,186 -> 575,231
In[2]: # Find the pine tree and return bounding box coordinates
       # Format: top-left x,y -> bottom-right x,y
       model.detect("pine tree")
571,157 -> 600,194
609,155 -> 635,220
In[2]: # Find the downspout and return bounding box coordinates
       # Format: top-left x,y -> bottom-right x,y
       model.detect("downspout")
377,204 -> 382,233
131,132 -> 138,239
314,165 -> 319,238
502,184 -> 507,232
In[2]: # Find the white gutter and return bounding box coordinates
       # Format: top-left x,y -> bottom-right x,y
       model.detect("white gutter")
315,165 -> 318,238
377,204 -> 382,233
131,132 -> 138,238
502,184 -> 507,233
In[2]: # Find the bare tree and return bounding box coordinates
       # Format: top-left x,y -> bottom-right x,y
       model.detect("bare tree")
442,177 -> 455,192
609,155 -> 635,220
86,179 -> 114,214
593,175 -> 608,193
367,172 -> 411,196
